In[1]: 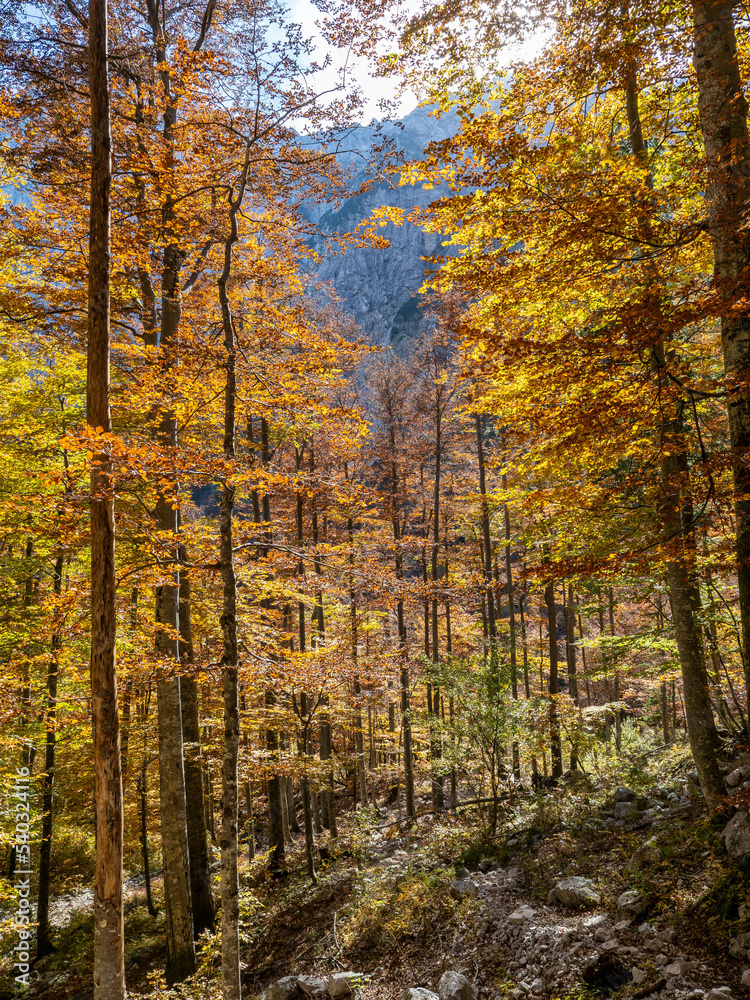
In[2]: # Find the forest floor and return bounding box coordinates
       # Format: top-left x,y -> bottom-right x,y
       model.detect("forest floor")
4,728 -> 750,1000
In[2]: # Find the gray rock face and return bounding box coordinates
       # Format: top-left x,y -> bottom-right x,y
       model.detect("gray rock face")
265,978 -> 299,1000
547,876 -> 601,908
297,975 -> 327,997
450,879 -> 478,900
723,810 -> 750,857
617,889 -> 647,919
438,971 -> 478,1000
309,105 -> 461,348
403,990 -> 439,1000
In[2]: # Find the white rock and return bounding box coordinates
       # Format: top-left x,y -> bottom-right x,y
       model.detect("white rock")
547,876 -> 601,908
438,971 -> 478,1000
329,972 -> 361,996
632,968 -> 646,984
403,990 -> 439,1000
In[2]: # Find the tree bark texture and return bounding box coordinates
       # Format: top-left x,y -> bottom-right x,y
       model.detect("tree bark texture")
87,0 -> 125,991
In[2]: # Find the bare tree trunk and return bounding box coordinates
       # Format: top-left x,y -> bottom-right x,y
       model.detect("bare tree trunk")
545,580 -> 563,779
37,551 -> 64,959
87,2 -> 125,990
692,0 -> 750,705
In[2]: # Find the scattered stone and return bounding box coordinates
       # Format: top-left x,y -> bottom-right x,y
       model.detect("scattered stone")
615,788 -> 637,802
450,879 -> 478,900
297,976 -> 328,998
727,765 -> 750,788
548,876 -> 601,908
705,990 -> 732,1000
626,837 -> 660,872
508,906 -> 535,924
581,953 -> 631,995
265,978 -> 299,1000
665,960 -> 688,977
617,889 -> 647,919
403,991 -> 439,1000
654,955 -> 668,967
723,811 -> 750,858
530,979 -> 544,994
614,801 -> 637,820
614,920 -> 632,932
329,972 -> 361,996
632,968 -> 647,984
438,971 -> 478,1000
455,867 -> 471,879
478,859 -> 493,873
729,931 -> 750,958
742,970 -> 750,988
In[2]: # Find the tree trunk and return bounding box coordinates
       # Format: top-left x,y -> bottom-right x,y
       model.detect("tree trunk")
157,677 -> 196,983
692,0 -> 750,705
544,580 -> 563,778
87,1 -> 125,990
37,551 -> 64,960
218,204 -> 243,1000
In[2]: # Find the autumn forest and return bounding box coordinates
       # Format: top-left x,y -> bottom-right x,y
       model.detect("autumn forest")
2,0 -> 750,999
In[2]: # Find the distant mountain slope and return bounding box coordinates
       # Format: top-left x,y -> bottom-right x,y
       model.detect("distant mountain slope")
309,104 -> 460,347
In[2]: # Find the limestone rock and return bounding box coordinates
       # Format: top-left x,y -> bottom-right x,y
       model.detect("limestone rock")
403,990 -> 439,1000
329,972 -> 361,996
617,889 -> 646,919
548,876 -> 601,908
626,837 -> 660,872
450,879 -> 478,900
728,931 -> 750,959
726,765 -> 750,788
297,975 -> 328,998
615,787 -> 637,802
265,978 -> 300,1000
723,811 -> 750,858
613,801 -> 636,820
438,970 -> 478,1000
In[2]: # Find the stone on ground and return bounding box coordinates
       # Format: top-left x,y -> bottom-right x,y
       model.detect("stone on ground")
547,876 -> 601,908
329,971 -> 360,996
617,889 -> 646,919
450,879 -> 478,900
297,975 -> 328,997
438,970 -> 478,1000
265,978 -> 299,1000
723,811 -> 750,858
403,990 -> 439,1000
615,787 -> 636,802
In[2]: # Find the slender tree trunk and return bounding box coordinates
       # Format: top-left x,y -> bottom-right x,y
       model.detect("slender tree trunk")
625,61 -> 725,804
37,551 -> 64,959
545,580 -> 563,779
388,415 -> 414,818
87,2 -> 124,990
218,191 -> 246,1000
430,410 -> 444,810
692,0 -> 750,705
138,763 -> 156,917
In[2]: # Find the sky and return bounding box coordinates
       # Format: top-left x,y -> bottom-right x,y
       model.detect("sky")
288,0 -> 549,124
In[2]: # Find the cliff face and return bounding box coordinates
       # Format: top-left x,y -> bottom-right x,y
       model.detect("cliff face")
309,104 -> 459,347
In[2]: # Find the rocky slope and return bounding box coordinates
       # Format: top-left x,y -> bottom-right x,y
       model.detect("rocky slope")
308,104 -> 461,347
